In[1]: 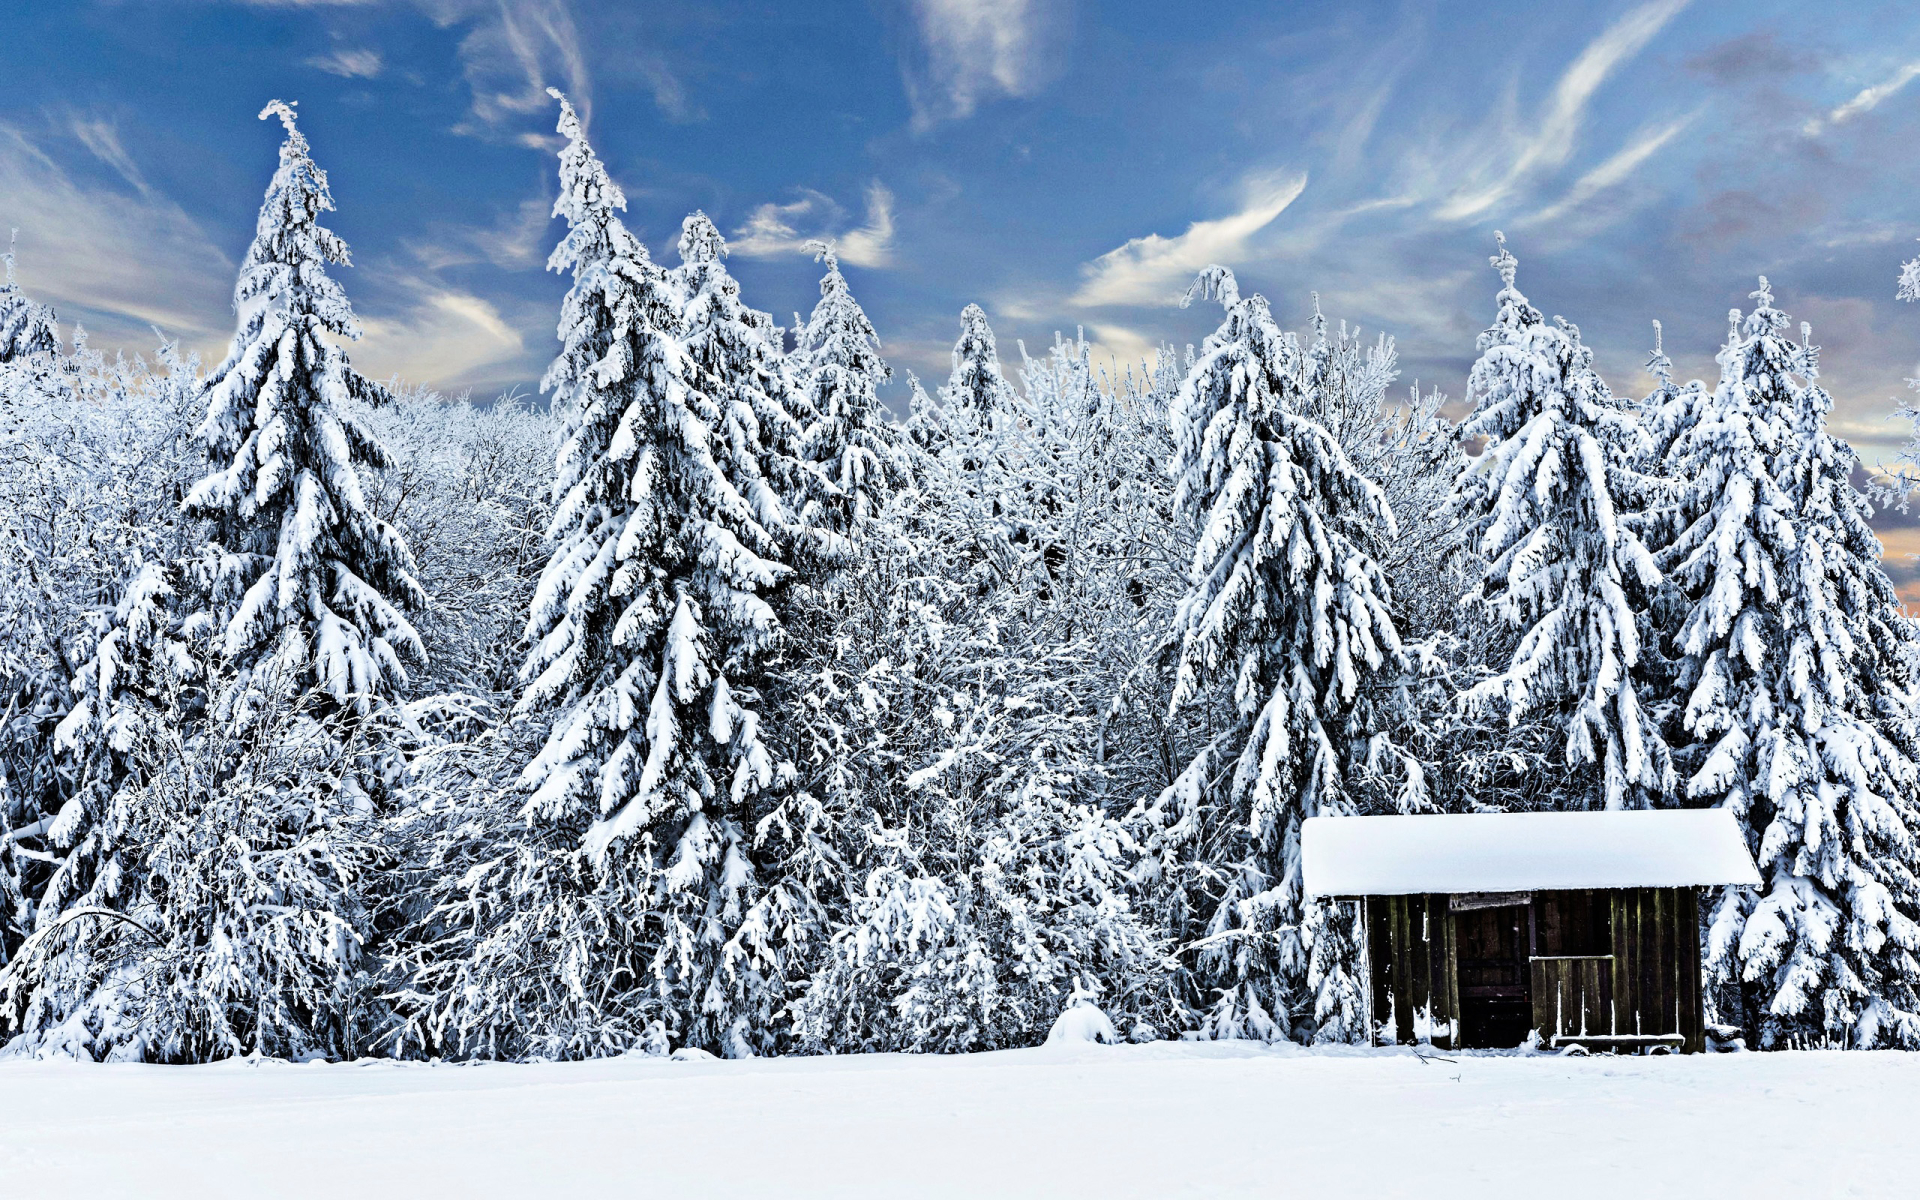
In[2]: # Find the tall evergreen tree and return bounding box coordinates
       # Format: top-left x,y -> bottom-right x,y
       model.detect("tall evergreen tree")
1151,265 -> 1406,1042
1670,280 -> 1920,1047
0,238 -> 59,366
941,303 -> 1018,423
1443,237 -> 1670,812
481,91 -> 797,1055
790,241 -> 905,540
183,100 -> 424,720
2,103 -> 400,1061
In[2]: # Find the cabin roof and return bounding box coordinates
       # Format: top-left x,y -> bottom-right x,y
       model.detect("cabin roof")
1300,809 -> 1762,898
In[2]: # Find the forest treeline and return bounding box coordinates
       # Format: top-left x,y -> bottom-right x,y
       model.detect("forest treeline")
2,95 -> 1919,1061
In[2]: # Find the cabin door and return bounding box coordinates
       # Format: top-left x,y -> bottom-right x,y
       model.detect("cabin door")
1453,903 -> 1533,1048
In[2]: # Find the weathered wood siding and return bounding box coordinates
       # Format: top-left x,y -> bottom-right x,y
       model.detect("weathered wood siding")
1365,887 -> 1706,1053
1606,886 -> 1705,1053
1530,956 -> 1613,1039
1364,894 -> 1458,1049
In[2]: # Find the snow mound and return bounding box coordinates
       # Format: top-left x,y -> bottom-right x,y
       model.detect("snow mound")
1045,1000 -> 1118,1046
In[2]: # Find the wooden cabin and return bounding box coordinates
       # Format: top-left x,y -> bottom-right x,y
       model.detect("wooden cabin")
1300,810 -> 1761,1054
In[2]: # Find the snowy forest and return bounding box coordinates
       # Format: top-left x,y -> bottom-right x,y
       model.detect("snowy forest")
6,92 -> 1920,1063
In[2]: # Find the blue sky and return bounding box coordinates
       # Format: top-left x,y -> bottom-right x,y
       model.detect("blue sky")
7,2 -> 1920,479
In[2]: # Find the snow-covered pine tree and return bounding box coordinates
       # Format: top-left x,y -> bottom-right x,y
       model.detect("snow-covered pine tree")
0,96 -> 413,1056
0,236 -> 59,366
412,91 -> 797,1059
182,100 -> 425,721
671,211 -> 812,546
789,240 -> 906,540
902,369 -> 948,456
942,303 -> 1018,425
1152,265 -> 1406,1042
930,304 -> 1048,595
1443,236 -> 1671,812
1670,280 -> 1920,1047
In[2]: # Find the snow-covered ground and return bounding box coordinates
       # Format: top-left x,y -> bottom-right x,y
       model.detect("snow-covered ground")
1,1042 -> 1913,1198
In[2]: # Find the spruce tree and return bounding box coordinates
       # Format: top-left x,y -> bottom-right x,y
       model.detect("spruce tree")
941,303 -> 1019,428
504,91 -> 794,1055
2,103 -> 401,1061
0,237 -> 59,365
790,241 -> 905,539
1670,280 -> 1920,1047
183,100 -> 425,719
1443,237 -> 1670,812
1156,265 -> 1405,1041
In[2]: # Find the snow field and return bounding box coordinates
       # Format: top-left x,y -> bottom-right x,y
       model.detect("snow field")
1,1043 -> 1914,1199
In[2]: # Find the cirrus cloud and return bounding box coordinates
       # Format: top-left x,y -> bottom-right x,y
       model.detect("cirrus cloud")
1071,173 -> 1308,308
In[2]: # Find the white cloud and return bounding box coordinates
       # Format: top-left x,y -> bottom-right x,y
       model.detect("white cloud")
1084,321 -> 1158,369
354,283 -> 527,388
1438,0 -> 1689,221
0,122 -> 231,354
233,1 -> 651,133
1805,61 -> 1920,136
64,112 -> 157,199
307,48 -> 384,78
903,0 -> 1056,130
439,0 -> 593,131
1070,173 -> 1308,308
731,182 -> 896,269
406,194 -> 553,272
1525,114 -> 1695,227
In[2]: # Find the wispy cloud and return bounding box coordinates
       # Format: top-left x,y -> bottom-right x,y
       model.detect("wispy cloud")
902,0 -> 1057,131
1071,173 -> 1308,308
442,0 -> 592,133
731,182 -> 897,268
406,194 -> 553,272
354,282 -> 527,387
307,47 -> 384,78
1804,60 -> 1920,136
63,112 -> 158,199
1438,0 -> 1689,221
0,121 -> 230,351
1525,114 -> 1696,227
232,0 -> 650,135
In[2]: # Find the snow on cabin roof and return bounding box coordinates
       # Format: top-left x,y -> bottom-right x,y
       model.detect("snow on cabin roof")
1300,809 -> 1761,898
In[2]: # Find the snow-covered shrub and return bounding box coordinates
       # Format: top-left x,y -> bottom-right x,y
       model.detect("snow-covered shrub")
2,669 -> 380,1062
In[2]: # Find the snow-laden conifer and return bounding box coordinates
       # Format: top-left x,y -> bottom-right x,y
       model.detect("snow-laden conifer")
2,108 -> 411,1061
406,93 -> 800,1059
517,91 -> 788,868
0,238 -> 59,365
670,212 -> 811,543
942,303 -> 1018,422
1672,280 -> 1920,1047
1444,237 -> 1670,811
1154,265 -> 1406,1041
790,240 -> 906,539
182,100 -> 424,719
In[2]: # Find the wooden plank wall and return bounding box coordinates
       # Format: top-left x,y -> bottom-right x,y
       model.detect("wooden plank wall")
1530,956 -> 1614,1039
1369,888 -> 1706,1053
1364,895 -> 1458,1049
1607,887 -> 1705,1053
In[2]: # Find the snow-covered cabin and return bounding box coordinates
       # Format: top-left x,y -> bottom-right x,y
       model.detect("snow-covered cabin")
1301,810 -> 1761,1053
